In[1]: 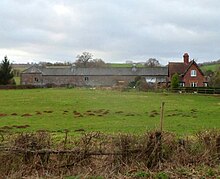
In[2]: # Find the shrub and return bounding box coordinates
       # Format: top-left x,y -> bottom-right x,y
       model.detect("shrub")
171,73 -> 179,89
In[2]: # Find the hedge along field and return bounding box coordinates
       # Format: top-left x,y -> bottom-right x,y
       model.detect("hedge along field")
0,88 -> 219,135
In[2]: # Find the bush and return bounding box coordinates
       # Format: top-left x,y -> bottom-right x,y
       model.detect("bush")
128,76 -> 156,91
171,73 -> 179,89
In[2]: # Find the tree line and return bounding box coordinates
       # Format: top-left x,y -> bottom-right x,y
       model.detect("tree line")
74,52 -> 161,68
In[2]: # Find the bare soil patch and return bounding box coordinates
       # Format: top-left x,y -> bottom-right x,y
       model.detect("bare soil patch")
73,111 -> 84,118
35,111 -> 42,115
21,113 -> 32,117
0,113 -> 7,117
125,113 -> 136,116
115,111 -> 124,114
149,110 -> 159,117
43,110 -> 53,113
12,125 -> 30,129
166,108 -> 198,118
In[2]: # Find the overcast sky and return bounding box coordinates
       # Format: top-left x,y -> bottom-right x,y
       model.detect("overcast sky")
0,0 -> 220,64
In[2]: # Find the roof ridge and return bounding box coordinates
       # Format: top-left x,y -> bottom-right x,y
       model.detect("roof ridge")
168,62 -> 184,64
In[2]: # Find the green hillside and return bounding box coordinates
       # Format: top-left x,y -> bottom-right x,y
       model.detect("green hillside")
200,63 -> 220,72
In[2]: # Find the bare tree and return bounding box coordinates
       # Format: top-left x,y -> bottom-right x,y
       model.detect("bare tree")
89,58 -> 107,68
75,52 -> 107,68
75,52 -> 93,67
145,58 -> 161,67
209,67 -> 220,87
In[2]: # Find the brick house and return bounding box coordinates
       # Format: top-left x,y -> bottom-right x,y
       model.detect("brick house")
168,53 -> 207,87
21,65 -> 168,87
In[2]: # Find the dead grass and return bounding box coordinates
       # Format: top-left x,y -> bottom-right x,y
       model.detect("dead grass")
0,130 -> 220,178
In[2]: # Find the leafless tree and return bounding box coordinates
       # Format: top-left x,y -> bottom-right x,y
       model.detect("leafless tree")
88,58 -> 107,68
75,52 -> 93,67
75,52 -> 107,68
145,58 -> 161,67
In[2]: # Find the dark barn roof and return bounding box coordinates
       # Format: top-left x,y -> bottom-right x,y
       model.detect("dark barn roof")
22,66 -> 168,76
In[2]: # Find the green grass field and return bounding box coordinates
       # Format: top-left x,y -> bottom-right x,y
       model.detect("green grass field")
200,63 -> 220,72
0,88 -> 219,135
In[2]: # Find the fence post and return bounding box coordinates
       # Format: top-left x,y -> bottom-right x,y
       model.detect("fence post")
160,102 -> 165,132
155,102 -> 165,168
216,135 -> 220,160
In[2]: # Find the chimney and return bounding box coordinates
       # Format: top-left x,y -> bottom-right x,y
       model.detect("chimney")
183,53 -> 189,64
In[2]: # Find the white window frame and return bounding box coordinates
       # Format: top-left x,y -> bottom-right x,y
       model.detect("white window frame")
190,82 -> 197,87
191,70 -> 197,77
179,82 -> 185,87
203,82 -> 208,87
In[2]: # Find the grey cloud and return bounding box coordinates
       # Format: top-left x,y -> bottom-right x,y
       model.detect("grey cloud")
0,0 -> 220,63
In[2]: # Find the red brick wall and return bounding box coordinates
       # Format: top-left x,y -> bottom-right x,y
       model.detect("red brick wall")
183,64 -> 205,87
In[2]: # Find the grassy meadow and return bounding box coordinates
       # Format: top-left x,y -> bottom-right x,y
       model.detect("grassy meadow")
0,88 -> 219,135
200,63 -> 220,72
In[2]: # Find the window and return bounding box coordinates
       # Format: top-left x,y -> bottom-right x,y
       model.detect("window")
203,82 -> 208,87
84,77 -> 89,81
179,82 -> 185,87
191,70 -> 197,77
34,77 -> 39,82
190,82 -> 197,87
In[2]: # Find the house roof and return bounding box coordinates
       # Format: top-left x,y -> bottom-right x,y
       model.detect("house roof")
168,62 -> 188,76
22,66 -> 168,76
168,60 -> 204,77
22,65 -> 44,74
182,60 -> 204,76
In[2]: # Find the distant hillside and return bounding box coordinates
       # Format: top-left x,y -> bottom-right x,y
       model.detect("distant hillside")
200,64 -> 220,72
12,64 -> 32,72
199,60 -> 220,72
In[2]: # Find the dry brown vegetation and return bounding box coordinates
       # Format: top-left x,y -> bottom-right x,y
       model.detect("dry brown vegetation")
0,130 -> 220,178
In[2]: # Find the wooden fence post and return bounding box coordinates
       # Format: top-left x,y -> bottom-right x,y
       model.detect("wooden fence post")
160,102 -> 165,132
216,135 -> 220,160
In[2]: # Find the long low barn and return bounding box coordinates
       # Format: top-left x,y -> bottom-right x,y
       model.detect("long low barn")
21,66 -> 168,87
